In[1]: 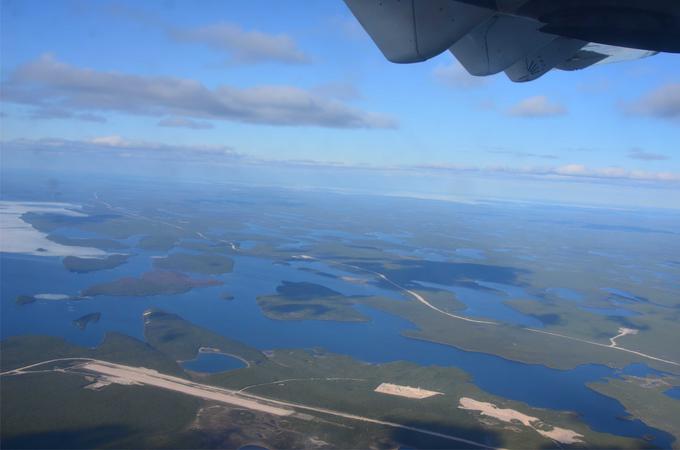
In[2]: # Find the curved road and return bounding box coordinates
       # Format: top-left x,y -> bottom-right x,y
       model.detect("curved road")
294,255 -> 680,368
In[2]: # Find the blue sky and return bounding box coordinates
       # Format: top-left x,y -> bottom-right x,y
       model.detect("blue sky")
1,0 -> 679,208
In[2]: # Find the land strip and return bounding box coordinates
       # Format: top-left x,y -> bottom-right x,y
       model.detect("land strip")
3,358 -> 507,450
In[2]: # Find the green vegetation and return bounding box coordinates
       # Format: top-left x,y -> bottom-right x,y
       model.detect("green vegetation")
1,372 -> 200,449
0,313 -> 658,449
357,294 -> 659,372
179,241 -> 234,254
589,376 -> 680,447
137,235 -> 178,251
145,311 -> 654,449
143,312 -> 654,449
153,252 -> 234,274
73,312 -> 101,330
16,295 -> 36,305
81,271 -> 221,297
144,310 -> 266,365
0,333 -> 185,376
256,281 -> 370,322
63,254 -> 130,273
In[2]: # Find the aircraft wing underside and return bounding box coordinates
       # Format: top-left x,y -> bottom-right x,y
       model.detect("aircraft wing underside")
344,0 -> 677,82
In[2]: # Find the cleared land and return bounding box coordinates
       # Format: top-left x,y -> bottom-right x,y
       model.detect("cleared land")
458,397 -> 584,445
80,361 -> 294,416
374,382 -> 443,399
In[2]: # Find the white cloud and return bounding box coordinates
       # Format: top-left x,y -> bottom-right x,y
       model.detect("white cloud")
29,107 -> 106,122
157,117 -> 214,129
417,162 -> 680,183
625,83 -> 680,121
1,137 -> 241,163
507,96 -> 567,117
627,147 -> 670,161
168,22 -> 309,65
0,54 -> 396,129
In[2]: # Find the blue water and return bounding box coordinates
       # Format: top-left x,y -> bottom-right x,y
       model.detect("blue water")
665,387 -> 680,400
602,287 -> 644,302
0,251 -> 675,448
181,352 -> 246,373
414,280 -> 544,328
385,246 -> 451,262
455,248 -> 486,260
619,363 -> 669,378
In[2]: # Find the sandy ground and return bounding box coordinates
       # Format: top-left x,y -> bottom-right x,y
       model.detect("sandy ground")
374,382 -> 443,399
609,327 -> 638,347
33,293 -> 71,300
0,201 -> 106,257
459,397 -> 584,444
81,361 -> 294,416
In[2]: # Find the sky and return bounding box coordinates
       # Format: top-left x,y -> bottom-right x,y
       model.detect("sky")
1,0 -> 679,208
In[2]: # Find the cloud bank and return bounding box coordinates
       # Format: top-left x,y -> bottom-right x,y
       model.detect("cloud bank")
625,83 -> 680,121
627,148 -> 670,161
168,22 -> 309,65
157,117 -> 214,129
2,136 -> 241,163
4,137 -> 678,184
0,54 -> 397,129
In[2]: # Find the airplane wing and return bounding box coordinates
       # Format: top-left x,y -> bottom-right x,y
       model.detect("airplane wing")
344,0 -> 677,82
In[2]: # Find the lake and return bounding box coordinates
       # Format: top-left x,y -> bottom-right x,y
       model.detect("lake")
1,247 -> 674,448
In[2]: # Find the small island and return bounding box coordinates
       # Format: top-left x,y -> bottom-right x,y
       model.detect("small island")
63,254 -> 130,273
82,271 -> 222,297
73,312 -> 101,330
153,252 -> 234,275
256,281 -> 368,322
15,295 -> 37,306
137,235 -> 178,251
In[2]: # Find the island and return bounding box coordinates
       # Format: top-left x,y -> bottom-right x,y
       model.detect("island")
81,271 -> 222,297
63,254 -> 130,273
153,252 -> 234,274
15,295 -> 36,306
73,312 -> 102,330
256,281 -> 369,322
137,234 -> 179,251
